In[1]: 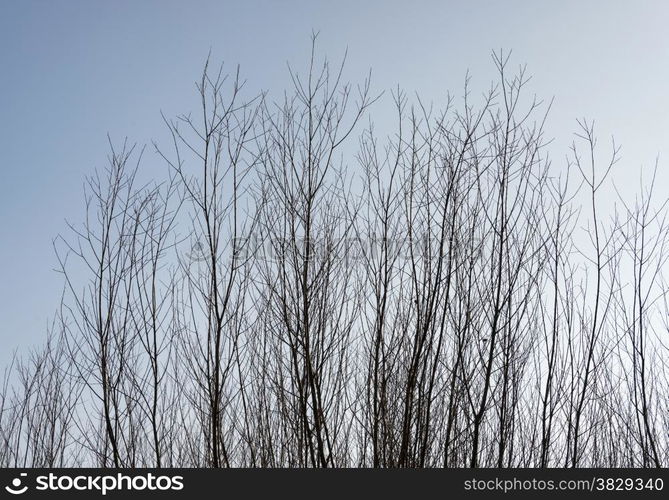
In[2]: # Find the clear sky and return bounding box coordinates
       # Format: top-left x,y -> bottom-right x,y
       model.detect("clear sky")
1,0 -> 668,364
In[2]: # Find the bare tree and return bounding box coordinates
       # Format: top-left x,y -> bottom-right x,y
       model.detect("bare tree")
3,47 -> 669,468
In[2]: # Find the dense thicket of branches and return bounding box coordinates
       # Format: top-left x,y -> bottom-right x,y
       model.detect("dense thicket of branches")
2,47 -> 669,468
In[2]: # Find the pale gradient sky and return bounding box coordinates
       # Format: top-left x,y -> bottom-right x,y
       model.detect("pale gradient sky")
1,0 -> 668,365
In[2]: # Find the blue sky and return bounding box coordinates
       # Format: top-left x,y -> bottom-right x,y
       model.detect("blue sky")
1,0 -> 668,364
